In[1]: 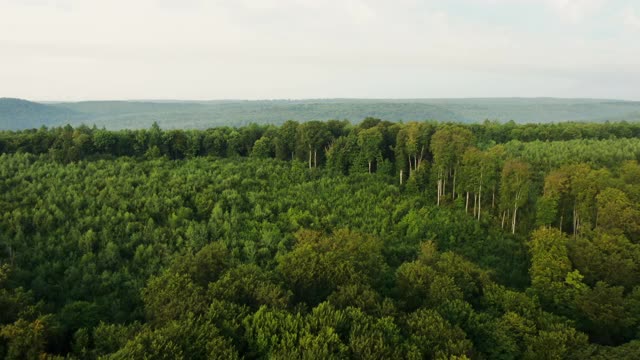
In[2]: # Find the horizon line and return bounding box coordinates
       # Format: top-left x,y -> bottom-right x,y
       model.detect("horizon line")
4,96 -> 637,103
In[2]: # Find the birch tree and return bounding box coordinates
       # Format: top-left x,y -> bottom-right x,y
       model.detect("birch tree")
431,125 -> 474,206
500,160 -> 531,234
357,127 -> 383,174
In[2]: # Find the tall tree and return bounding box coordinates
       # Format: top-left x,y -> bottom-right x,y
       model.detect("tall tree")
500,159 -> 531,234
459,147 -> 495,219
296,121 -> 331,168
357,127 -> 383,174
596,188 -> 640,239
395,122 -> 434,183
274,120 -> 299,161
528,227 -> 586,312
431,125 -> 474,205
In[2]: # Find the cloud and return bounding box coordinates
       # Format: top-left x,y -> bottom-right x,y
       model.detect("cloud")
622,6 -> 640,30
544,0 -> 605,23
0,0 -> 639,100
472,0 -> 605,23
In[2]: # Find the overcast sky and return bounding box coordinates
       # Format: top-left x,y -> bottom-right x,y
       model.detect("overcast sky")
1,0 -> 639,101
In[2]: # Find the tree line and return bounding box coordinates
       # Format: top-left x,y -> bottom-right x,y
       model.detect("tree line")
2,119 -> 640,163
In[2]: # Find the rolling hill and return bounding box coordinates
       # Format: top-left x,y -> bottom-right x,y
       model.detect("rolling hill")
2,98 -> 640,130
0,98 -> 80,130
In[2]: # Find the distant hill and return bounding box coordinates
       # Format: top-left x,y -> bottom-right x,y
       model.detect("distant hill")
50,100 -> 462,129
0,98 -> 79,130
2,98 -> 640,130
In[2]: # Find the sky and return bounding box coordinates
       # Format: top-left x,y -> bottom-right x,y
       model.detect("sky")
1,0 -> 639,101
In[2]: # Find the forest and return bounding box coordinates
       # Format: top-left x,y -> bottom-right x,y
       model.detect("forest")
3,97 -> 640,130
1,119 -> 640,359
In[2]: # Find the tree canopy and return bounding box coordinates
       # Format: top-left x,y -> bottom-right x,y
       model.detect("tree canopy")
1,119 -> 640,358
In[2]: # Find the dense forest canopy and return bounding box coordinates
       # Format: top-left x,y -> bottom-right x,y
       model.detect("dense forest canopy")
1,119 -> 640,358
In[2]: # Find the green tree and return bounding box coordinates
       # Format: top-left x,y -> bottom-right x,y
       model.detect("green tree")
528,228 -> 586,313
596,188 -> 640,239
500,160 -> 531,234
405,308 -> 473,359
142,272 -> 207,324
274,120 -> 299,161
357,126 -> 383,174
431,125 -> 474,205
277,229 -> 387,306
251,136 -> 274,158
296,121 -> 331,168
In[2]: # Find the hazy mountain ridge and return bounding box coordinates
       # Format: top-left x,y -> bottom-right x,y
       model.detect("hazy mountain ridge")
3,97 -> 640,130
0,98 -> 80,130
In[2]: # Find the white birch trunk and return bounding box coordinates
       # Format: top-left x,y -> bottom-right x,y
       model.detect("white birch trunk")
512,204 -> 518,234
477,185 -> 482,221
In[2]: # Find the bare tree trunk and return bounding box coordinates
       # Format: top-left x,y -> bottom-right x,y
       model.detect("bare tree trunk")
443,173 -> 447,200
437,168 -> 444,206
308,149 -> 312,169
559,215 -> 563,231
512,204 -> 518,234
573,203 -> 578,238
501,211 -> 506,229
314,150 -> 317,168
368,161 -> 372,174
466,192 -> 469,213
438,169 -> 444,201
492,187 -> 496,209
400,170 -> 403,185
408,155 -> 412,177
477,185 -> 482,221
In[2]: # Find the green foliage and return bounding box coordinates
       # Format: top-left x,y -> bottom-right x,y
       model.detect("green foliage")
142,272 -> 207,324
528,228 -> 584,312
111,316 -> 239,360
0,316 -> 53,360
1,119 -> 640,357
405,308 -> 473,359
277,229 -> 387,306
